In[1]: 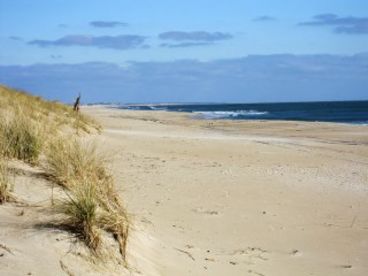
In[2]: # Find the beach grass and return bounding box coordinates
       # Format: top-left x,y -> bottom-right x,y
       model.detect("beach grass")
0,111 -> 42,164
98,204 -> 129,260
46,137 -> 129,258
0,85 -> 100,134
0,157 -> 12,204
44,139 -> 110,188
0,84 -> 128,261
57,178 -> 101,251
0,85 -> 100,164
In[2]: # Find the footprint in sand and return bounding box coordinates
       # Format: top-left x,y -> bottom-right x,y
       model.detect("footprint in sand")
0,243 -> 13,255
247,269 -> 265,276
222,168 -> 235,176
339,264 -> 352,269
290,249 -> 302,257
229,247 -> 269,264
172,224 -> 185,230
192,208 -> 220,216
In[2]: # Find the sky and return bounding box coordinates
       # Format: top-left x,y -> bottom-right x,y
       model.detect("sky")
0,0 -> 367,103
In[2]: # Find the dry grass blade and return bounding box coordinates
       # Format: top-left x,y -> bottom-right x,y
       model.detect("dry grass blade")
0,111 -> 42,164
0,85 -> 100,133
98,208 -> 129,260
57,179 -> 101,251
44,139 -> 109,188
47,137 -> 129,260
0,157 -> 13,204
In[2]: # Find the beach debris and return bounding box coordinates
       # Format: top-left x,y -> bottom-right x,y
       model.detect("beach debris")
291,249 -> 302,257
248,269 -> 265,276
0,243 -> 13,255
192,208 -> 219,216
60,260 -> 75,276
350,215 -> 357,228
73,94 -> 81,112
17,209 -> 25,216
175,247 -> 195,261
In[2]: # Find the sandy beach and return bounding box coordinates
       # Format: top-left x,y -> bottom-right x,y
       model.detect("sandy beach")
2,1 -> 367,275
80,106 -> 367,276
1,103 -> 367,275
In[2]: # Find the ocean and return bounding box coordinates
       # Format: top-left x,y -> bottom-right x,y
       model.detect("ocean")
120,101 -> 368,124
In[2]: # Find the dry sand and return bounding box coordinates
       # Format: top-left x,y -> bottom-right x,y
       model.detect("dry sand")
1,106 -> 367,276
86,107 -> 368,276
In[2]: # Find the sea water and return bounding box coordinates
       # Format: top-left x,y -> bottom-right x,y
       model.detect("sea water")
120,101 -> 368,124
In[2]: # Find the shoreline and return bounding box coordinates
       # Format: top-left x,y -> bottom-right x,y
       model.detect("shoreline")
98,100 -> 368,126
87,104 -> 368,124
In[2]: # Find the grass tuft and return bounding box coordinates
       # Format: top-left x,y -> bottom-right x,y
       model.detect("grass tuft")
57,179 -> 101,251
98,207 -> 129,260
0,112 -> 42,164
0,158 -> 12,204
44,139 -> 109,187
46,137 -> 129,259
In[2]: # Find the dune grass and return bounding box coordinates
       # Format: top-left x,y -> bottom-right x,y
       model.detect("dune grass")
0,85 -> 100,164
0,157 -> 12,204
98,204 -> 129,260
58,178 -> 101,251
46,137 -> 129,259
0,111 -> 42,164
0,84 -> 128,261
0,85 -> 100,134
44,139 -> 109,188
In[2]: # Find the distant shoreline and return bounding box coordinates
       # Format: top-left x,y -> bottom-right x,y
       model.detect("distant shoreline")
91,101 -> 368,125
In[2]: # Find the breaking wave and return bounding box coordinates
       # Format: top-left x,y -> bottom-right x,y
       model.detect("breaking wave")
194,110 -> 269,119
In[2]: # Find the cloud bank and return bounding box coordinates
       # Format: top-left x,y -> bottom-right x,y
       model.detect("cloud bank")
9,36 -> 23,41
0,54 -> 367,103
299,14 -> 368,34
28,35 -> 147,50
253,16 -> 276,22
158,31 -> 233,48
159,31 -> 233,42
90,21 -> 128,28
160,42 -> 213,48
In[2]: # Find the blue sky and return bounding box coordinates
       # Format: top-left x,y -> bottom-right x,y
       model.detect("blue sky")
0,0 -> 367,103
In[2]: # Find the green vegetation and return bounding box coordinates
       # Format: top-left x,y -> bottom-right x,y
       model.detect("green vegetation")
46,138 -> 129,258
0,158 -> 12,204
44,139 -> 109,188
0,84 -> 128,261
0,112 -> 42,164
0,85 -> 99,135
58,178 -> 101,251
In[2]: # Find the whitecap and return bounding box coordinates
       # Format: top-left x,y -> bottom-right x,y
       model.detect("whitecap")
194,110 -> 268,119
